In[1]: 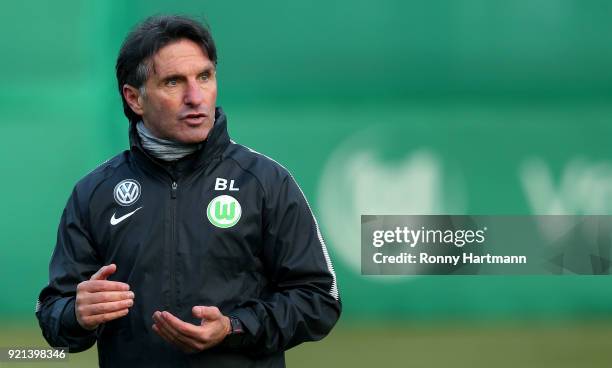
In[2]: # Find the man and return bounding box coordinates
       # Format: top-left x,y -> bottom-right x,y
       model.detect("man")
36,15 -> 341,367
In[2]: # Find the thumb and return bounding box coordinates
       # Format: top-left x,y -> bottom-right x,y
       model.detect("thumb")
192,306 -> 221,320
90,264 -> 117,281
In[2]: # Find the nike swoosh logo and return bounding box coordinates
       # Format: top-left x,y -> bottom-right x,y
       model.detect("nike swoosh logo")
110,207 -> 142,226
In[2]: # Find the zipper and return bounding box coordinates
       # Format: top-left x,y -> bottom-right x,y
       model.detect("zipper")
169,180 -> 178,311
171,181 -> 178,199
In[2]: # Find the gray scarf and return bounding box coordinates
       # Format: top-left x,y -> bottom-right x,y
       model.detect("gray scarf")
136,121 -> 202,161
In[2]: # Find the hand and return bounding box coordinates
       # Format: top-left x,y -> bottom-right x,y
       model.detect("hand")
75,264 -> 134,330
152,306 -> 231,353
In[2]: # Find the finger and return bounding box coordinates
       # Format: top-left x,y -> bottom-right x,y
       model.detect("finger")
162,311 -> 202,339
81,291 -> 135,304
192,306 -> 221,321
154,312 -> 188,342
152,323 -> 177,345
82,308 -> 129,326
152,321 -> 194,352
192,306 -> 201,319
90,264 -> 117,280
82,280 -> 130,292
153,312 -> 197,352
80,299 -> 134,316
156,312 -> 203,349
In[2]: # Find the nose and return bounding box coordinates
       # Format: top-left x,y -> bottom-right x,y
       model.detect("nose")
184,80 -> 204,107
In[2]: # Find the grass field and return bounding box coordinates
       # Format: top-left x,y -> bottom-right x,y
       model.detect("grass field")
2,320 -> 612,367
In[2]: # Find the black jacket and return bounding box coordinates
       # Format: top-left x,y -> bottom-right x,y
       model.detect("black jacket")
36,107 -> 341,367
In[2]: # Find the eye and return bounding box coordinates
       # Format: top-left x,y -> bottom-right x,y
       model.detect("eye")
165,78 -> 178,87
199,72 -> 211,81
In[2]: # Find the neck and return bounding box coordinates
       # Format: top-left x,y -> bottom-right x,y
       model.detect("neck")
136,121 -> 202,161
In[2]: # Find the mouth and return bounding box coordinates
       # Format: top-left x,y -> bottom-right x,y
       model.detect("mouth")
180,113 -> 208,126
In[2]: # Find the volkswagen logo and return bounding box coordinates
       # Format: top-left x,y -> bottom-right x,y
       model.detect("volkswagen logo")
207,195 -> 242,228
114,179 -> 141,206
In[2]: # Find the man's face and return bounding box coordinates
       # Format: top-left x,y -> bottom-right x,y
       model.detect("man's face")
133,39 -> 217,144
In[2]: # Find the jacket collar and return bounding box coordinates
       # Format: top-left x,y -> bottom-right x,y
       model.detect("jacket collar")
129,106 -> 230,179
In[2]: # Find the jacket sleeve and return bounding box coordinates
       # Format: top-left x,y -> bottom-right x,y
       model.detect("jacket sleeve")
224,173 -> 341,355
35,187 -> 101,352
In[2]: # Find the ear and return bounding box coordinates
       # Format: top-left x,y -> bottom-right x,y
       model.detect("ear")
122,84 -> 144,116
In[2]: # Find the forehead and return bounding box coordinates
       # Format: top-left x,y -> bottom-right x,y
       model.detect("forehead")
150,39 -> 212,77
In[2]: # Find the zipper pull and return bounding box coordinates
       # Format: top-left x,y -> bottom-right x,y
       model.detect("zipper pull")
171,181 -> 178,199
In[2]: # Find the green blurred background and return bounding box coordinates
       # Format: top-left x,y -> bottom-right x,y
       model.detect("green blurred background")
2,1 -> 612,367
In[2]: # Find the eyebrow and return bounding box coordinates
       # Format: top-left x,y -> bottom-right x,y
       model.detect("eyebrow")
159,66 -> 215,81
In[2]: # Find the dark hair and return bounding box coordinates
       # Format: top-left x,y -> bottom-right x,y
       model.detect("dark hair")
116,15 -> 217,124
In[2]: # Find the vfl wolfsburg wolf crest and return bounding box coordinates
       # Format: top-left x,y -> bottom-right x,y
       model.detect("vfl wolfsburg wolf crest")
207,195 -> 242,228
